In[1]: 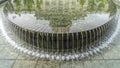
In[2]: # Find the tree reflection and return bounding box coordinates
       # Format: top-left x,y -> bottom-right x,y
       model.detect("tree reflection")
5,0 -> 117,32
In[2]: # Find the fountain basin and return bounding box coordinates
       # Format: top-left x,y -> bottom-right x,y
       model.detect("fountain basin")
1,0 -> 119,60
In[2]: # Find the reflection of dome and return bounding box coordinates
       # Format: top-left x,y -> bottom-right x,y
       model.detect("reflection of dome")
2,0 -> 119,60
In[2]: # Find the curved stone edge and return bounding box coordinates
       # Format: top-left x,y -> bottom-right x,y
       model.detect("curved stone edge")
3,12 -> 118,52
2,2 -> 118,52
0,17 -> 119,61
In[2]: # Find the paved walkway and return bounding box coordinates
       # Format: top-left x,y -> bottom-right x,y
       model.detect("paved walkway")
0,28 -> 120,68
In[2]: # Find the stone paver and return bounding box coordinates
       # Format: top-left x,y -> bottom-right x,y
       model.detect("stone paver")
0,60 -> 15,68
103,45 -> 120,59
17,54 -> 37,60
84,61 -> 92,68
0,46 -> 18,60
106,60 -> 120,68
0,35 -> 9,45
0,44 -> 6,51
90,60 -> 108,68
36,61 -> 60,68
90,54 -> 104,60
12,60 -> 37,68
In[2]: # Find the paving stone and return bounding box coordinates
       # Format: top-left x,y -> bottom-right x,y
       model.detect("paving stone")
0,60 -> 15,68
12,60 -> 37,68
103,47 -> 120,59
17,54 -> 38,60
0,35 -> 9,45
60,61 -> 84,68
84,61 -> 92,68
110,34 -> 120,46
0,44 -> 6,51
106,60 -> 120,68
71,61 -> 84,68
0,47 -> 18,60
36,61 -> 60,68
90,60 -> 108,68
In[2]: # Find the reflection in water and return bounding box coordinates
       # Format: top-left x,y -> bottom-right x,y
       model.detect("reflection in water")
5,0 -> 116,33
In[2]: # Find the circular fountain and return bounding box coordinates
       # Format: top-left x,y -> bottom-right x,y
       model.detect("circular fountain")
1,0 -> 120,61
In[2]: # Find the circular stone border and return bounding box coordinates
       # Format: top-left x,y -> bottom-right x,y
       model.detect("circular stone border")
3,13 -> 117,52
1,6 -> 120,61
